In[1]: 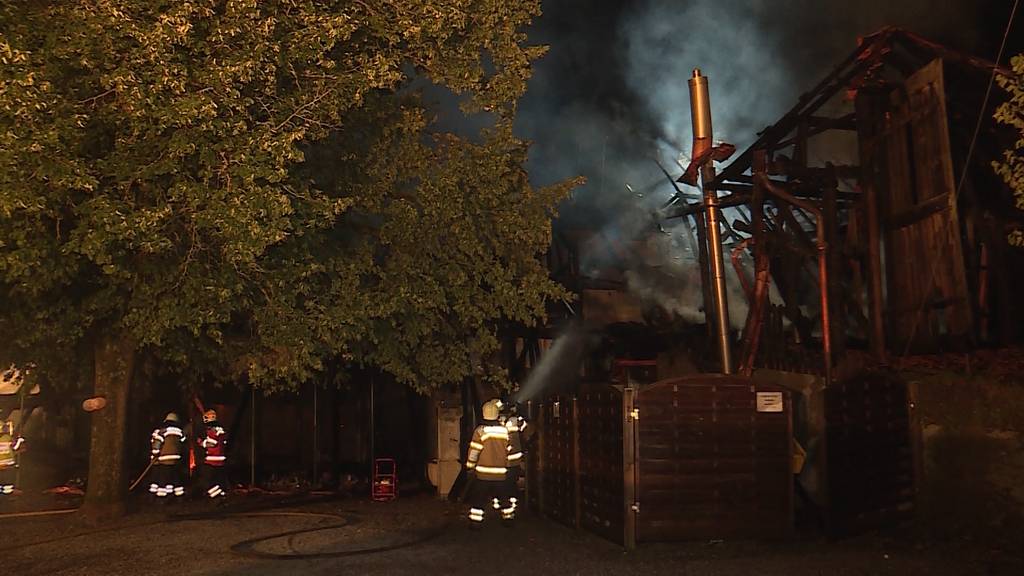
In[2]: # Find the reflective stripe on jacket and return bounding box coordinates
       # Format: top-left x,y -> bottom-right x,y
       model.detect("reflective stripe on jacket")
504,415 -> 524,468
151,424 -> 185,464
202,425 -> 227,466
0,434 -> 15,468
466,421 -> 511,481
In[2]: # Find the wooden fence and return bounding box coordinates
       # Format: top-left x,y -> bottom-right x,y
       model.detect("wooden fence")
528,374 -> 793,548
823,371 -> 919,535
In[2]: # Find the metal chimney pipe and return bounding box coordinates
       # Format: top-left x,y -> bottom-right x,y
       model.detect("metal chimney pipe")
688,68 -> 733,374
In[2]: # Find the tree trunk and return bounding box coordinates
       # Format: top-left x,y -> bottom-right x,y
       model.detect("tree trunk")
81,332 -> 135,521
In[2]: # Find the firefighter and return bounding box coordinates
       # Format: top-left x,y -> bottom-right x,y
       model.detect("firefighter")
150,412 -> 187,498
199,409 -> 228,499
465,399 -> 520,526
501,401 -> 526,521
1,412 -> 25,496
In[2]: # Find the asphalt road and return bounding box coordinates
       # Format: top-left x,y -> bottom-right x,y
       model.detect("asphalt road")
4,494 -> 1022,576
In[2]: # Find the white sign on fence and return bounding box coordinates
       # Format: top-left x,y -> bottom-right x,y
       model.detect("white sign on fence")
756,391 -> 784,413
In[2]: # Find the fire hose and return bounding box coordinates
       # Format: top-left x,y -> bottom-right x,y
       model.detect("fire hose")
0,494 -> 451,560
129,394 -> 207,491
228,513 -> 451,560
128,458 -> 156,492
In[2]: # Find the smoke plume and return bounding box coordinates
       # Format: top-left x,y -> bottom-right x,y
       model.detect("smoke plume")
514,0 -> 991,325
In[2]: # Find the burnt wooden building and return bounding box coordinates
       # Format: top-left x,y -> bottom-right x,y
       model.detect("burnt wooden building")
702,27 -> 1024,372
516,28 -> 1022,545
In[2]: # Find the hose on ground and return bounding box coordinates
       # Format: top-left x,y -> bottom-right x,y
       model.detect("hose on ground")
228,514 -> 451,560
1,497 -> 450,560
0,508 -> 77,519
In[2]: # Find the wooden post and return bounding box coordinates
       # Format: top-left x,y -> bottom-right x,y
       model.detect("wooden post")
525,400 -> 533,510
785,390 -> 796,535
693,212 -> 715,341
250,386 -> 256,487
795,119 -> 809,169
622,387 -> 637,550
907,380 -> 925,518
537,401 -> 546,515
824,173 -> 845,369
855,90 -> 887,361
572,396 -> 582,529
739,150 -> 771,375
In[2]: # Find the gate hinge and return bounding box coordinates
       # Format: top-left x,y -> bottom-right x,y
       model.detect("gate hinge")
628,408 -> 640,421
631,501 -> 640,513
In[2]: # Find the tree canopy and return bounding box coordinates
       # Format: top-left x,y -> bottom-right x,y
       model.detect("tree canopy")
0,1 -> 577,513
994,54 -> 1024,247
0,0 -> 576,392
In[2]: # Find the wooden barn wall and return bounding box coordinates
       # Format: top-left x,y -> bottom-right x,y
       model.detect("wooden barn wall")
635,376 -> 793,542
859,58 -> 972,352
824,371 -> 919,535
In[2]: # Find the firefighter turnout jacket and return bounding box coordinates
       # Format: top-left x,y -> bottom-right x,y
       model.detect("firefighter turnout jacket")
1,420 -> 24,469
151,421 -> 185,464
201,424 -> 227,466
504,414 -> 525,470
466,419 -> 522,481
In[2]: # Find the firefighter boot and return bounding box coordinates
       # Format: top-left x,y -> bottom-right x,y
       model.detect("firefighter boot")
467,507 -> 485,530
500,495 -> 517,527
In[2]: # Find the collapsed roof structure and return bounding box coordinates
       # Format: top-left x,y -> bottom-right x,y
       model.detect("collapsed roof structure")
646,27 -> 1022,382
511,29 -> 1023,543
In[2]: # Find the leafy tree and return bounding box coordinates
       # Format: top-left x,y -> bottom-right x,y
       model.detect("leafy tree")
994,54 -> 1024,247
0,1 -> 575,517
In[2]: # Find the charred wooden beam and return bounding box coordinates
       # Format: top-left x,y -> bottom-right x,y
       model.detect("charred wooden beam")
744,221 -> 816,258
733,204 -> 752,226
719,215 -> 745,244
654,159 -> 714,335
794,118 -> 809,169
664,193 -> 749,219
717,178 -> 860,202
738,151 -> 772,375
808,113 -> 859,131
882,193 -> 949,231
715,181 -> 756,194
891,29 -> 1013,77
756,173 -> 834,386
720,27 -> 1007,194
719,29 -> 898,182
774,202 -> 817,254
824,179 -> 847,364
791,204 -> 819,233
771,114 -> 858,151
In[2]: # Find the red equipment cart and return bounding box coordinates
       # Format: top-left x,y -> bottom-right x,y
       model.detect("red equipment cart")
372,458 -> 398,501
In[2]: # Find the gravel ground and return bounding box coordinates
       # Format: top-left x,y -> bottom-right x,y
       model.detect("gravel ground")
4,493 -> 1022,576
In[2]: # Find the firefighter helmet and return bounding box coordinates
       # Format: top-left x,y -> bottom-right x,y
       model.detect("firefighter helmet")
165,412 -> 180,423
482,399 -> 501,420
203,409 -> 217,423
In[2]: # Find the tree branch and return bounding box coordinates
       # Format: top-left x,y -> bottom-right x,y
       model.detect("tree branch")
78,89 -> 116,106
272,89 -> 334,132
